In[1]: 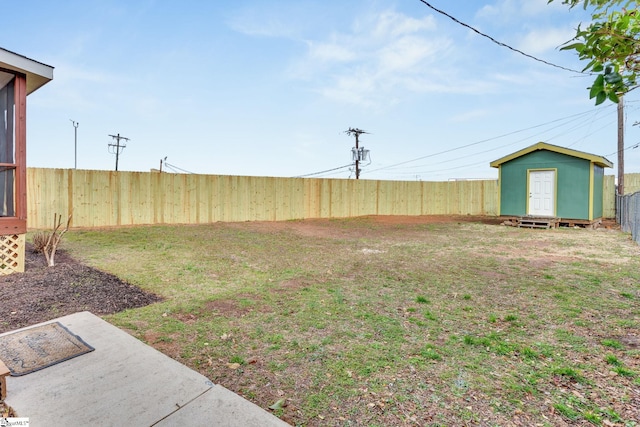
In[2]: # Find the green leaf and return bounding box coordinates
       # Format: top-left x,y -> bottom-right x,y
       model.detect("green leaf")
553,0 -> 640,104
604,72 -> 623,85
560,42 -> 585,51
589,74 -> 605,98
269,398 -> 286,410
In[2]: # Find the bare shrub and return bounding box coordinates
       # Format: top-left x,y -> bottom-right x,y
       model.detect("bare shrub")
31,231 -> 48,253
32,213 -> 72,267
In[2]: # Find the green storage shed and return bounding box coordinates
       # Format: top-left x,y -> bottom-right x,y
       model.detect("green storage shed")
490,142 -> 612,225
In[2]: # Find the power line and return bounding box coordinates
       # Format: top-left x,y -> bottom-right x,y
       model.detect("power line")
295,163 -> 354,178
547,113 -> 617,145
416,0 -> 585,74
163,161 -> 195,174
606,141 -> 640,157
365,106 -> 614,174
381,108 -> 613,173
374,115 -> 629,178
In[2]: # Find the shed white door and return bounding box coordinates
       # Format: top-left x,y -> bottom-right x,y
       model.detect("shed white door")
528,170 -> 555,216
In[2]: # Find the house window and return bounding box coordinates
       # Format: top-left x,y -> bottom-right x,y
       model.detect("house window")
0,69 -> 26,233
0,72 -> 16,217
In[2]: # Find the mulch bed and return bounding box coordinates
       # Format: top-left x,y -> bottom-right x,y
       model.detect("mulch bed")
0,244 -> 161,335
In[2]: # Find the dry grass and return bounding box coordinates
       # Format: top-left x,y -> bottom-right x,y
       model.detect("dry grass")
62,217 -> 640,426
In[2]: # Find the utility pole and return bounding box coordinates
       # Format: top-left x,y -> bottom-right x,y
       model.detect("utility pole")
70,120 -> 79,169
345,128 -> 370,179
108,133 -> 130,171
617,96 -> 624,195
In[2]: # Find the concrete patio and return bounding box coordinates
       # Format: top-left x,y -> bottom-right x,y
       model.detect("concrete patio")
2,311 -> 289,426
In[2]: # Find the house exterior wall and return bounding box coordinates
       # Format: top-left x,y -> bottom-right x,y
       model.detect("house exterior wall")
499,150 -> 592,219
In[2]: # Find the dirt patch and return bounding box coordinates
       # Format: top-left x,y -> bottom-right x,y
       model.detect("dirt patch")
204,299 -> 254,317
370,214 -> 504,225
0,244 -> 161,335
227,215 -> 504,240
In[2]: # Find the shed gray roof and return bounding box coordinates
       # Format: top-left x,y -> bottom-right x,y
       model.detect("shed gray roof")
0,47 -> 54,94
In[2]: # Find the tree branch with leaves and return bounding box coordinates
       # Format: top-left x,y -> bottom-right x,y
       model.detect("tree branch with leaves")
550,0 -> 639,104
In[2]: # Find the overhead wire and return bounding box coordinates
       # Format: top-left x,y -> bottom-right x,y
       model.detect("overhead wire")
367,103 -> 638,179
297,101 -> 630,180
163,162 -> 196,174
364,106 -> 614,175
294,163 -> 354,178
416,0 -> 586,74
565,105 -> 611,148
606,141 -> 640,157
569,102 -> 640,151
601,95 -> 640,158
380,107 -> 612,172
297,154 -> 374,179
565,102 -> 640,148
547,113 -> 617,145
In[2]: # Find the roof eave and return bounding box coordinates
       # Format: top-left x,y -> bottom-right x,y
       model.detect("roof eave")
594,158 -> 614,168
0,48 -> 54,95
490,142 -> 613,169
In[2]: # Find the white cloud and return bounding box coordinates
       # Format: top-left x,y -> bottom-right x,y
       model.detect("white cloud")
518,27 -> 575,54
377,36 -> 441,72
370,10 -> 437,38
476,1 -> 516,20
521,0 -> 566,16
229,17 -> 296,38
472,0 -> 593,68
288,9 -> 463,108
319,71 -> 381,108
475,0 -> 574,35
227,6 -> 300,38
448,109 -> 491,123
235,3 -> 575,110
307,39 -> 357,63
477,0 -> 561,20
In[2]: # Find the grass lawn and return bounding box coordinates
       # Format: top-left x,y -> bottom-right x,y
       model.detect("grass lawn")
62,217 -> 640,426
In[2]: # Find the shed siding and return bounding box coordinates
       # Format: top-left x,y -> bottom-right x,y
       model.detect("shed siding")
499,162 -> 526,216
593,165 -> 604,219
500,150 -> 591,219
557,154 -> 590,220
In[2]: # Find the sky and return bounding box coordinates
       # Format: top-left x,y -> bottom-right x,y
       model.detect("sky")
4,0 -> 640,181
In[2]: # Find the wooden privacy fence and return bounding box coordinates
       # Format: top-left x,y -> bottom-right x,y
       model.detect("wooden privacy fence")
26,168 -> 639,229
27,168 -> 499,229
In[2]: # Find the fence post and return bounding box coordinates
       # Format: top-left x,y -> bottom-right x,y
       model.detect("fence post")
633,193 -> 640,244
